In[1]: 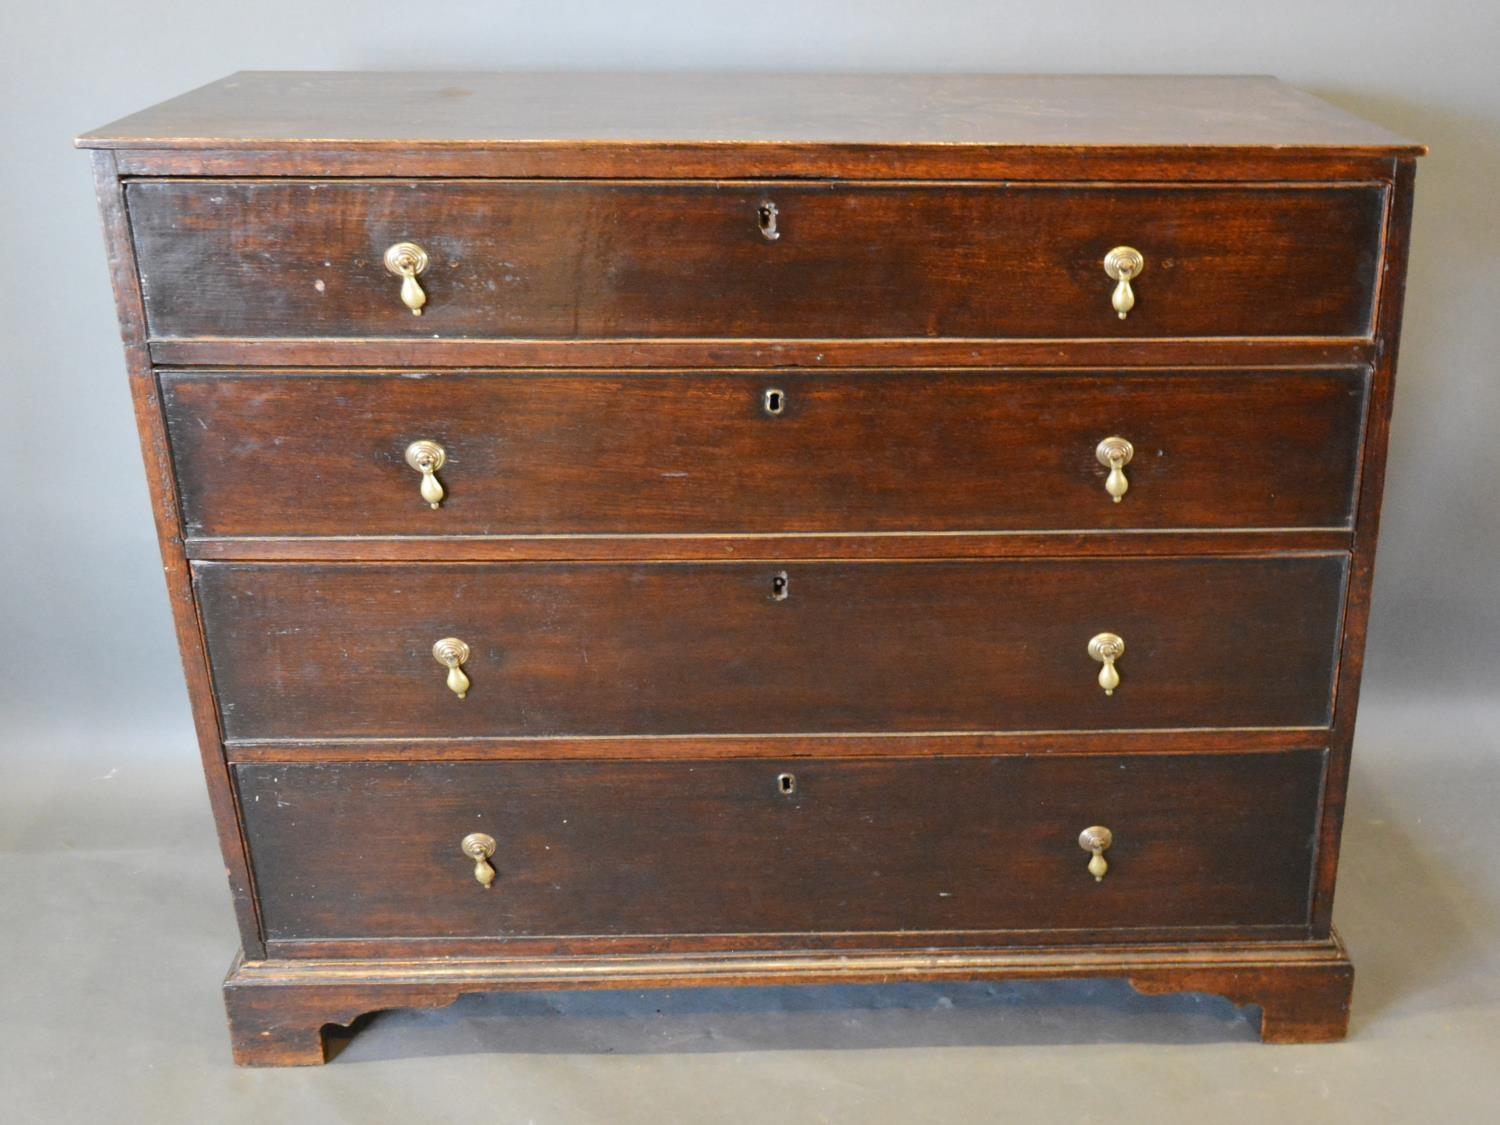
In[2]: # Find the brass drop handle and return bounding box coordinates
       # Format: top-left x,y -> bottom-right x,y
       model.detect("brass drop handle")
384,241 -> 430,315
1087,632 -> 1125,696
461,832 -> 497,888
433,637 -> 471,699
1103,246 -> 1145,320
405,440 -> 447,508
1079,825 -> 1114,882
1096,436 -> 1134,503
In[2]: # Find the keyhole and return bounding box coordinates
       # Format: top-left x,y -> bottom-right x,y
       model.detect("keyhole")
770,571 -> 789,601
763,388 -> 786,415
758,201 -> 780,240
777,772 -> 797,795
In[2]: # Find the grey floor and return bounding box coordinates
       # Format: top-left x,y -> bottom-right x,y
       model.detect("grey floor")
3,692 -> 1497,1123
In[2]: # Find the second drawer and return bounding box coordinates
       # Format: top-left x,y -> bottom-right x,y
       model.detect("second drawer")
196,556 -> 1347,741
162,367 -> 1369,538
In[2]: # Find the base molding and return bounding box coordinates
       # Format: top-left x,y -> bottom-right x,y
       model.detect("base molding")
223,932 -> 1354,1064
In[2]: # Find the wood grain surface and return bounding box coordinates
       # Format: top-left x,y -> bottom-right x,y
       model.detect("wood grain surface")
235,751 -> 1326,941
127,180 -> 1386,340
223,935 -> 1355,1064
195,556 -> 1348,741
161,367 -> 1369,539
78,72 -> 1421,152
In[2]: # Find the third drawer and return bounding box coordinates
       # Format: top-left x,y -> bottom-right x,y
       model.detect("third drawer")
162,367 -> 1369,538
196,555 -> 1348,742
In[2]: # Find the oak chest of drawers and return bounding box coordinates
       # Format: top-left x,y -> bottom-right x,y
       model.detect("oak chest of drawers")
79,72 -> 1422,1064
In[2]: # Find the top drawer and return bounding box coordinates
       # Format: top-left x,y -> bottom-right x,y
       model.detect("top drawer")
126,180 -> 1387,342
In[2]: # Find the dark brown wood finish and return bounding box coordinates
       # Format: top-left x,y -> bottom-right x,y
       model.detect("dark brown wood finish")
147,336 -> 1379,370
195,557 -> 1347,741
162,367 -> 1369,538
1311,157 -> 1420,932
114,146 -> 1404,183
235,752 -> 1325,942
223,936 -> 1355,1065
185,529 -> 1355,563
225,728 -> 1329,764
266,922 -> 1316,961
77,74 -> 1421,152
82,74 -> 1419,1060
88,151 -> 266,959
128,180 -> 1385,341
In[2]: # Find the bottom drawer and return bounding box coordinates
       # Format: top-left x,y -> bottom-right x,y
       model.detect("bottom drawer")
237,752 -> 1325,944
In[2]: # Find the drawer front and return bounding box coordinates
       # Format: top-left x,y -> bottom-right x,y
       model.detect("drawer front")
128,180 -> 1385,340
237,752 -> 1325,942
197,557 -> 1346,741
163,368 -> 1368,538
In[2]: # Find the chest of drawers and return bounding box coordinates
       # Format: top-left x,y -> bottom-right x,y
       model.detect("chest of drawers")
79,72 -> 1422,1064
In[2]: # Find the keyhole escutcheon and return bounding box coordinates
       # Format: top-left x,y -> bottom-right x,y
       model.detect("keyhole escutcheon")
771,571 -> 790,601
763,388 -> 786,415
758,201 -> 780,240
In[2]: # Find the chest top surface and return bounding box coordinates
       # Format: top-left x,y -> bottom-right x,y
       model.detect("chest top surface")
76,71 -> 1421,153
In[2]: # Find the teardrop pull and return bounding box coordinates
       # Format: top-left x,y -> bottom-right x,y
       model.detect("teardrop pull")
419,469 -> 445,508
404,440 -> 448,509
433,637 -> 472,699
400,272 -> 426,315
461,833 -> 497,888
1087,633 -> 1125,697
1102,247 -> 1145,321
1098,659 -> 1120,695
1078,826 -> 1114,882
1095,437 -> 1134,504
384,242 -> 431,315
447,664 -> 470,699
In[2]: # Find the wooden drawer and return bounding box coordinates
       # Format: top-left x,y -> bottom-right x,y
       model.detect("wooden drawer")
163,368 -> 1368,538
128,180 -> 1386,341
237,751 -> 1325,942
196,556 -> 1346,741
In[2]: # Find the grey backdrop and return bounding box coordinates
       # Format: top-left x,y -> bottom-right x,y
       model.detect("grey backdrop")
2,2 -> 1498,1118
3,1 -> 1495,748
